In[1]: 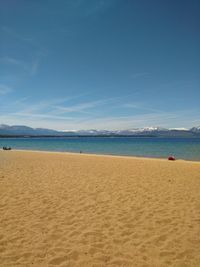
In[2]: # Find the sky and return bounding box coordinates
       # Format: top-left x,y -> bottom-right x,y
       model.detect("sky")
0,0 -> 199,130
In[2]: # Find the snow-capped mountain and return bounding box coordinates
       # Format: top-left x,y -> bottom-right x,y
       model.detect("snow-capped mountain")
0,124 -> 200,137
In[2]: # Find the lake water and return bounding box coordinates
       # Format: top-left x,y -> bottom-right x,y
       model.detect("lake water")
1,137 -> 200,161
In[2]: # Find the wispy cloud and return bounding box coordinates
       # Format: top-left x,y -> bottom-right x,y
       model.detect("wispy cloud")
30,58 -> 40,76
0,95 -> 123,127
11,93 -> 92,118
1,26 -> 47,77
16,98 -> 69,115
1,108 -> 199,131
0,84 -> 13,95
13,112 -> 74,121
131,72 -> 147,79
74,109 -> 200,130
84,0 -> 114,16
123,102 -> 162,113
53,99 -> 112,114
13,97 -> 30,106
1,26 -> 47,54
0,56 -> 41,76
0,56 -> 26,68
1,90 -> 199,130
66,0 -> 115,17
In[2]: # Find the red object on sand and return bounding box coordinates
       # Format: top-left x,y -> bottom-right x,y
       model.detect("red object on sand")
168,156 -> 176,161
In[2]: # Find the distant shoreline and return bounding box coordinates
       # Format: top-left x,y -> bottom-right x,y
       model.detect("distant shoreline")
1,148 -> 200,163
1,135 -> 200,138
0,135 -> 157,138
1,136 -> 200,161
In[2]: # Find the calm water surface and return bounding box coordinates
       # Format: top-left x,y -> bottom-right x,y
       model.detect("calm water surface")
1,137 -> 200,161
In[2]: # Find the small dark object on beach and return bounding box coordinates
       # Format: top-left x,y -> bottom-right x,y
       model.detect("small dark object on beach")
3,147 -> 12,151
168,156 -> 175,161
80,150 -> 82,153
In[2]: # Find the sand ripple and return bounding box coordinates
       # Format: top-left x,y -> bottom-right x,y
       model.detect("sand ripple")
0,151 -> 200,266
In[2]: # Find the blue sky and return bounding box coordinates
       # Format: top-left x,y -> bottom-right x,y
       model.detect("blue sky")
0,0 -> 199,130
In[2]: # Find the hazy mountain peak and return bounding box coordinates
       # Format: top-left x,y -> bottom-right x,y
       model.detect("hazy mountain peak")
0,124 -> 9,129
190,126 -> 200,132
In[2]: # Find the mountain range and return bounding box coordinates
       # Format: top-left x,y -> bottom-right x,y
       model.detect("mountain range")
0,124 -> 200,137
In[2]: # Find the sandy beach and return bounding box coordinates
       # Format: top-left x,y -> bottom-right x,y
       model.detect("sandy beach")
0,150 -> 200,267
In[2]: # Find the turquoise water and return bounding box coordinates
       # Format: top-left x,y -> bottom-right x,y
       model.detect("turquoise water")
1,137 -> 200,161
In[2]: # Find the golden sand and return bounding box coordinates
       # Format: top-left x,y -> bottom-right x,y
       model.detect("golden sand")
0,150 -> 200,267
